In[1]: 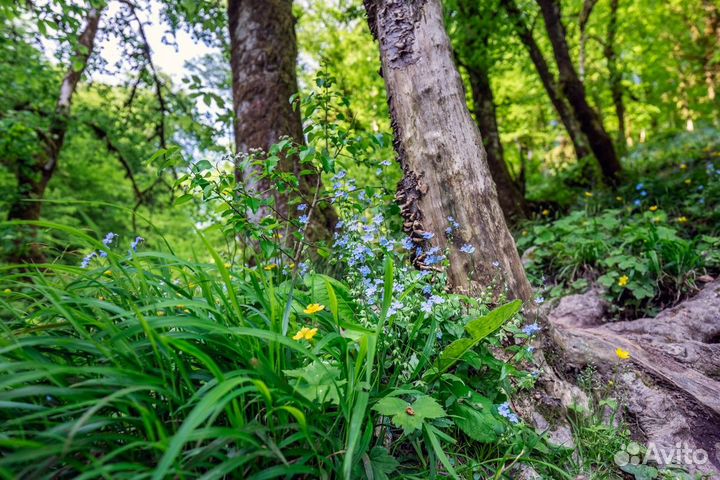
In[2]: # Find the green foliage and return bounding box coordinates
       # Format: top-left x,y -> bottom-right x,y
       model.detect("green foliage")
519,130 -> 720,317
0,77 -> 557,479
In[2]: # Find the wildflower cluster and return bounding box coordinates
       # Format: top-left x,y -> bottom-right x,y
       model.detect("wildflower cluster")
81,232 -> 144,268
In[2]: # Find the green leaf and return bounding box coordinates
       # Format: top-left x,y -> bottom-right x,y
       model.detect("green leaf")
373,397 -> 408,416
284,360 -> 343,404
372,395 -> 445,434
432,300 -> 521,376
451,403 -> 503,443
367,447 -> 399,480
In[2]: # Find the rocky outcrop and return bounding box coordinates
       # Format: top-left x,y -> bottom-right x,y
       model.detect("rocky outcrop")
544,282 -> 720,476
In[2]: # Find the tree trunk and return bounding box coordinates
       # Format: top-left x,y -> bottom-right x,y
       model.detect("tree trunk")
364,0 -> 534,302
536,0 -> 622,184
501,0 -> 591,161
7,7 -> 103,262
605,0 -> 626,149
578,0 -> 598,82
227,0 -> 335,239
466,65 -> 528,222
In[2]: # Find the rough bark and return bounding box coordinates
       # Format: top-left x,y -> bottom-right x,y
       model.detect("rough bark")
227,0 -> 335,240
501,0 -> 591,161
7,7 -> 103,262
605,0 -> 626,149
545,282 -> 720,476
364,0 -> 533,302
536,0 -> 622,184
466,65 -> 528,222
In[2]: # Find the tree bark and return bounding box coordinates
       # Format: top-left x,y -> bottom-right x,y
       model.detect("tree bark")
605,0 -> 626,149
227,0 -> 335,239
364,0 -> 534,303
7,7 -> 103,262
466,65 -> 528,222
501,0 -> 591,161
536,0 -> 622,184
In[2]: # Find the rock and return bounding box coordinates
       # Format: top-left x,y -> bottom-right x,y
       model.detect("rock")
545,281 -> 720,476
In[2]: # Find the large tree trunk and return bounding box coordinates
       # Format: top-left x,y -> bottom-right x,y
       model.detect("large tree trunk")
605,0 -> 626,149
466,65 -> 528,222
7,7 -> 103,262
364,0 -> 533,302
536,0 -> 622,184
227,0 -> 334,239
501,0 -> 591,161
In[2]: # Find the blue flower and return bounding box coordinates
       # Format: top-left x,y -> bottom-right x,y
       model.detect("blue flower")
359,265 -> 371,277
402,238 -> 414,250
99,250 -> 108,258
534,296 -> 545,305
420,232 -> 434,240
102,232 -> 118,247
380,160 -> 391,167
422,285 -> 433,295
492,261 -> 500,268
460,243 -> 475,254
131,236 -> 144,252
498,402 -> 520,424
387,300 -> 404,316
297,203 -> 308,212
522,323 -> 541,336
635,183 -> 644,191
640,190 -> 648,197
298,214 -> 310,225
299,261 -> 310,276
633,199 -> 642,207
332,171 -> 347,181
335,220 -> 345,230
81,252 -> 98,268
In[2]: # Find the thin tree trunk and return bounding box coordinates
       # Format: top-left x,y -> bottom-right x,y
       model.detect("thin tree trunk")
578,0 -> 598,82
501,0 -> 591,161
364,0 -> 534,302
227,0 -> 335,239
536,0 -> 622,184
466,65 -> 528,222
7,7 -> 103,262
605,0 -> 626,149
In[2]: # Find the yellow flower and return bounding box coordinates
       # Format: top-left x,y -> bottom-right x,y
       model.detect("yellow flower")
304,303 -> 325,315
264,264 -> 277,271
3,288 -> 11,295
652,216 -> 662,223
183,309 -> 191,314
615,196 -> 623,202
292,326 -> 318,341
157,311 -> 166,316
275,233 -> 283,239
104,270 -> 112,276
618,275 -> 629,287
677,216 -> 688,224
679,163 -> 687,170
224,262 -> 231,270
584,191 -> 593,198
289,263 -> 296,269
542,209 -> 550,217
684,179 -> 692,185
649,205 -> 658,212
522,230 -> 528,236
615,348 -> 631,360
